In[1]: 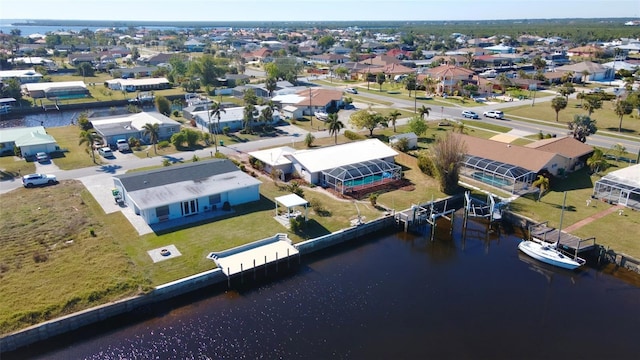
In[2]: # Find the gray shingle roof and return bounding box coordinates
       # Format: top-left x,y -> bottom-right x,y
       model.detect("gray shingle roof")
115,159 -> 239,192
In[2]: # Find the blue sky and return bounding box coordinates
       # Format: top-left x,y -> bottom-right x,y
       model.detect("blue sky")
1,0 -> 638,22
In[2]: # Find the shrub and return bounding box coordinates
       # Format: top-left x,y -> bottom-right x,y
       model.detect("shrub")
89,228 -> 96,237
369,193 -> 379,207
33,251 -> 48,263
158,140 -> 170,149
162,159 -> 171,166
172,110 -> 180,117
417,153 -> 437,177
344,130 -> 363,140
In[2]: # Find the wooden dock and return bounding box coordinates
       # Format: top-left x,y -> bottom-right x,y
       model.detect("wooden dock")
395,198 -> 456,239
528,222 -> 597,255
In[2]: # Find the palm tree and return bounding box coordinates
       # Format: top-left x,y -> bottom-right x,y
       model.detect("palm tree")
387,110 -> 402,132
209,102 -> 226,153
581,70 -> 590,84
243,104 -> 256,133
583,97 -> 602,116
79,130 -> 99,164
418,105 -> 431,120
496,73 -> 511,94
586,148 -> 609,174
326,113 -> 345,144
614,100 -> 633,132
568,114 -> 597,143
265,76 -> 277,97
532,175 -> 550,201
142,123 -> 160,155
376,72 -> 386,92
551,96 -> 568,122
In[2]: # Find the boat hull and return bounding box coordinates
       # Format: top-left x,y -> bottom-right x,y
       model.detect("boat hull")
518,240 -> 585,270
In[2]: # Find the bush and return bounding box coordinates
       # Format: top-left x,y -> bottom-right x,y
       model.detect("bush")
369,193 -> 379,207
158,140 -> 170,149
162,159 -> 171,166
417,153 -> 437,177
344,130 -> 364,140
289,215 -> 305,233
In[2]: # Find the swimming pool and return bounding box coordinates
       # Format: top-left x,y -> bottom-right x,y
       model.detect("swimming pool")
344,172 -> 392,188
471,172 -> 512,188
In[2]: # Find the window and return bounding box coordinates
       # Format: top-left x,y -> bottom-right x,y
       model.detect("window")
156,205 -> 169,217
209,193 -> 221,205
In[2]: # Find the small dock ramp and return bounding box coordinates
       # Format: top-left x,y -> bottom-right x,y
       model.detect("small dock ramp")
528,222 -> 596,256
207,233 -> 299,284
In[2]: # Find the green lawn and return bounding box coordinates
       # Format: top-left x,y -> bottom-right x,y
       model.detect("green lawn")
504,98 -> 640,136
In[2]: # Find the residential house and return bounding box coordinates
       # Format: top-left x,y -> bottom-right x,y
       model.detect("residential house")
0,126 -> 59,157
21,81 -> 89,99
271,88 -> 343,118
309,54 -> 348,65
0,69 -> 43,84
90,112 -> 181,146
423,65 -> 475,95
555,61 -> 615,82
112,159 -> 261,225
190,105 -> 281,133
184,38 -> 205,52
104,77 -> 171,92
524,136 -> 594,174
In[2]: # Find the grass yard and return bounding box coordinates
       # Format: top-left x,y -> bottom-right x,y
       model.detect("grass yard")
0,164 -> 385,335
505,99 -> 640,136
0,156 -> 36,181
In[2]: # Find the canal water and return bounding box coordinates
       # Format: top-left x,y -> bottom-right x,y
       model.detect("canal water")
6,217 -> 640,359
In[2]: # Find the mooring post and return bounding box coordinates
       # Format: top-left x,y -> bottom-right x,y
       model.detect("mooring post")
450,212 -> 455,235
240,263 -> 243,283
227,267 -> 230,288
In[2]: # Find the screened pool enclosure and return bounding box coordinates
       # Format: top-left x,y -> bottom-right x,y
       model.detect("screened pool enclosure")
592,165 -> 640,210
459,155 -> 536,194
322,159 -> 402,194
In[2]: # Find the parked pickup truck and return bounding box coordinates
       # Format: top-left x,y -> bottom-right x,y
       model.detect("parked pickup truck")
116,139 -> 130,152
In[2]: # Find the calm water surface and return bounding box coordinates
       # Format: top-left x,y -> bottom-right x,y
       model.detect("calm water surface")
8,217 -> 640,359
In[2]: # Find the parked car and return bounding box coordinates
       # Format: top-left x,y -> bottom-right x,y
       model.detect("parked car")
483,110 -> 504,119
35,152 -> 49,162
345,87 -> 358,94
116,139 -> 130,152
98,147 -> 114,158
22,173 -> 57,188
461,110 -> 479,119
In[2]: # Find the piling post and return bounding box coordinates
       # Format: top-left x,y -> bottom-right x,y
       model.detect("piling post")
265,255 -> 268,275
450,212 -> 455,235
240,263 -> 243,283
227,268 -> 230,288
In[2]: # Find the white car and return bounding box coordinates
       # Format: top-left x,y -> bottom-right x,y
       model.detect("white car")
22,173 -> 58,188
35,152 -> 50,162
345,87 -> 358,94
98,147 -> 114,158
483,110 -> 504,119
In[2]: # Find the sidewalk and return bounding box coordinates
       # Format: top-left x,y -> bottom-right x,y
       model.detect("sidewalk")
563,204 -> 622,233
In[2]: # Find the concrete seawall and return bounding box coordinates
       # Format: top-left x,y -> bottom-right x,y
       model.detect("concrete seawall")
0,215 -> 397,352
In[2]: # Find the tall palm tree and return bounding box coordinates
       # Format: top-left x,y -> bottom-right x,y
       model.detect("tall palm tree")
243,104 -> 256,133
142,122 -> 160,155
551,96 -> 568,122
418,105 -> 431,120
614,100 -> 633,132
209,102 -> 226,153
326,113 -> 345,144
388,110 -> 402,132
581,70 -> 590,84
78,130 -> 99,164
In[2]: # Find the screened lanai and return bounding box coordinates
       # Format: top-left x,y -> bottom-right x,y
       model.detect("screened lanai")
460,155 -> 536,194
322,159 -> 401,195
592,165 -> 640,210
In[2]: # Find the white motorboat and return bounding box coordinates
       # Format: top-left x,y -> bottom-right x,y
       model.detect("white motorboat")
518,240 -> 585,270
518,192 -> 586,270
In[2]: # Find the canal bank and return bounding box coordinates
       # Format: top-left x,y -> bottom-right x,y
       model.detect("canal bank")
3,196 -> 639,353
0,214 -> 396,352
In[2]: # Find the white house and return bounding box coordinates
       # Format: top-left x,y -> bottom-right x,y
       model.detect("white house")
113,159 -> 262,225
191,105 -> 281,133
0,69 -> 43,84
0,126 -> 59,157
90,112 -> 181,146
249,139 -> 402,194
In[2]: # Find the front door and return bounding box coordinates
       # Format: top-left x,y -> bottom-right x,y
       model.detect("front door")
182,199 -> 199,216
